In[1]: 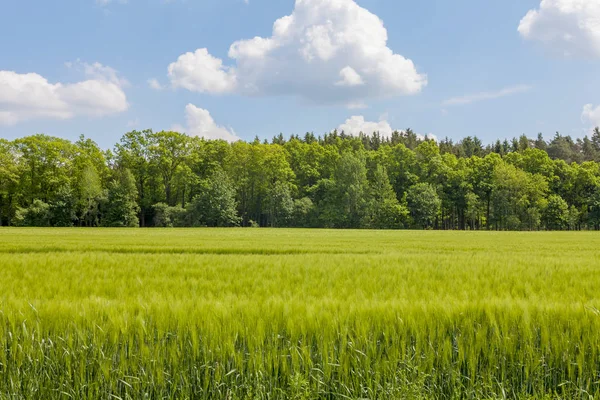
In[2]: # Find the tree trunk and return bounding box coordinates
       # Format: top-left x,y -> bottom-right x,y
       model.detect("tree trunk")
486,195 -> 491,230
165,182 -> 172,206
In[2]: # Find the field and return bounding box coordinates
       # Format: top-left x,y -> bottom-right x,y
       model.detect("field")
1,229 -> 600,399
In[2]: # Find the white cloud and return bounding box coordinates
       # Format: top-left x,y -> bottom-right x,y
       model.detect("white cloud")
582,104 -> 600,128
148,78 -> 165,90
422,133 -> 437,142
167,0 -> 426,104
336,66 -> 364,87
0,63 -> 129,126
442,85 -> 532,106
337,115 -> 436,141
518,0 -> 600,57
172,104 -> 241,142
168,49 -> 237,94
339,115 -> 394,137
68,60 -> 130,87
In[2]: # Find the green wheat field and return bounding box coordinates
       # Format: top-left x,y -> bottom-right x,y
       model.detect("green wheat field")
2,228 -> 600,399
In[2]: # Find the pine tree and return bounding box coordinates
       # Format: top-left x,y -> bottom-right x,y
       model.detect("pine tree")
102,169 -> 139,227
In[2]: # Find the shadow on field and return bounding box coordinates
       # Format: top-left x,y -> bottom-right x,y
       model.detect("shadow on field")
1,247 -> 378,256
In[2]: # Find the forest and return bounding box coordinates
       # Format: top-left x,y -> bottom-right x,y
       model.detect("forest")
2,127 -> 600,230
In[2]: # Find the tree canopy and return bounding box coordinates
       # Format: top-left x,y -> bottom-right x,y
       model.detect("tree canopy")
2,128 -> 600,230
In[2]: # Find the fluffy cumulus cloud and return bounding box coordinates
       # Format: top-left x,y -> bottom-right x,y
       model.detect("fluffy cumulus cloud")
338,115 -> 394,137
518,0 -> 600,57
167,0 -> 427,105
172,104 -> 240,142
336,66 -> 364,87
168,49 -> 237,94
337,115 -> 436,141
582,104 -> 600,128
0,62 -> 128,126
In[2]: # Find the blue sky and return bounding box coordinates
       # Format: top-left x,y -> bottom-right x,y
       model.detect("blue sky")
1,0 -> 599,148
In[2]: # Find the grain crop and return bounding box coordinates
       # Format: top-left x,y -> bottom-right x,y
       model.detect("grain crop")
1,228 -> 600,399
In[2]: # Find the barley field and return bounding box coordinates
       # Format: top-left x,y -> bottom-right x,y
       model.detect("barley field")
1,228 -> 600,399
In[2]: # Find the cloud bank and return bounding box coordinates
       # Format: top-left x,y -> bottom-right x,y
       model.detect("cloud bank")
0,62 -> 128,126
337,115 -> 436,141
167,0 -> 427,105
519,0 -> 600,57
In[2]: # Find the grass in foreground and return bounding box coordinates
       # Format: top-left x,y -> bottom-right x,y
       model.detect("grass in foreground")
1,228 -> 600,399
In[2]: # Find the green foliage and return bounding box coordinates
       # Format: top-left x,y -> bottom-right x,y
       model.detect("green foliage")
490,163 -> 548,230
368,165 -> 408,229
148,130 -> 190,205
465,191 -> 482,229
0,139 -> 20,225
14,199 -> 51,226
114,130 -> 153,225
13,134 -> 75,204
542,194 -> 569,230
3,130 -> 600,230
184,169 -> 241,227
292,197 -> 315,227
49,185 -> 76,227
266,181 -> 294,227
588,189 -> 600,229
547,132 -> 582,164
329,152 -> 370,228
407,183 -> 441,229
152,202 -> 185,227
102,168 -> 139,227
76,164 -> 104,227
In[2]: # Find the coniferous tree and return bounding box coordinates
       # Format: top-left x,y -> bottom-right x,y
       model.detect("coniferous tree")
102,168 -> 139,227
368,165 -> 408,229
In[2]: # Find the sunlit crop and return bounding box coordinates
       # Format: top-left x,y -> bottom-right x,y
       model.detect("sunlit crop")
1,228 -> 600,399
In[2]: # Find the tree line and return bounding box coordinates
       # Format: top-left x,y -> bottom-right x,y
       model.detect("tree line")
2,127 -> 600,230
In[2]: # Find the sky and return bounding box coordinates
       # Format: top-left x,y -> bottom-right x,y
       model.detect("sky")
1,0 -> 600,148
